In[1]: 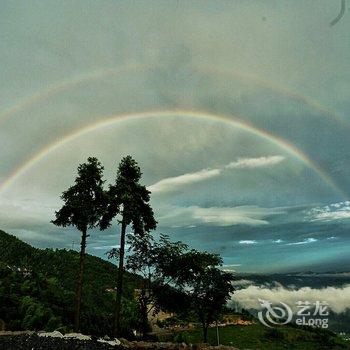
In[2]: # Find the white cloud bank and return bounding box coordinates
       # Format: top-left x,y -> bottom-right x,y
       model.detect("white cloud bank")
226,156 -> 285,169
231,279 -> 254,287
158,205 -> 285,227
239,240 -> 258,245
221,264 -> 242,273
149,156 -> 286,193
231,284 -> 350,314
286,238 -> 318,246
148,168 -> 220,193
307,201 -> 350,222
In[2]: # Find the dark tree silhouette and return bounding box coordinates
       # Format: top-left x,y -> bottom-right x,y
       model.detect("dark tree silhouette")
52,157 -> 105,331
190,267 -> 235,343
100,155 -> 157,336
126,233 -> 187,337
161,250 -> 235,343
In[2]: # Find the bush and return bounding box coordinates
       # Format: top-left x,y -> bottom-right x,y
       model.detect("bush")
265,327 -> 285,341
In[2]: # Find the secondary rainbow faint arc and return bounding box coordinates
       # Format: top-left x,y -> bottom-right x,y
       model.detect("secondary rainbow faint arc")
0,63 -> 348,128
0,110 -> 346,199
0,62 -> 147,126
195,64 -> 348,127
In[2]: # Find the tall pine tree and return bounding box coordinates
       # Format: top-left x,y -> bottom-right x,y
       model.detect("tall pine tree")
100,156 -> 157,336
52,157 -> 105,331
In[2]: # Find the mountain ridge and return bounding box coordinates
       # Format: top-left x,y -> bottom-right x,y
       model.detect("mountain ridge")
0,229 -> 142,335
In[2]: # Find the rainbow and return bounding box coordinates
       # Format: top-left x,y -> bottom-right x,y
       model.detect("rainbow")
0,63 -> 147,126
195,65 -> 349,127
0,110 -> 346,199
0,63 -> 348,129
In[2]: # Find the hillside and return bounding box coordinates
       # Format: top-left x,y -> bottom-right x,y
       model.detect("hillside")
171,324 -> 350,350
0,229 -> 142,335
1,230 -> 350,349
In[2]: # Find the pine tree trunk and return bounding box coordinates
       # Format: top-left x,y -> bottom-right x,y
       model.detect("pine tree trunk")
74,228 -> 87,332
114,219 -> 126,336
203,323 -> 208,343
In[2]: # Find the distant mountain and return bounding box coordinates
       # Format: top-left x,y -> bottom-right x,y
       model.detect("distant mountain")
0,229 -> 142,335
235,272 -> 350,289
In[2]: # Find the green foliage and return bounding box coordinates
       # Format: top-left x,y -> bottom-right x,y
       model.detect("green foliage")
126,233 -> 190,335
151,243 -> 234,342
167,324 -> 350,350
0,229 -> 142,335
0,231 -> 34,267
265,327 -> 285,341
126,232 -> 234,342
100,155 -> 157,234
119,297 -> 143,338
0,265 -> 69,332
52,157 -> 106,232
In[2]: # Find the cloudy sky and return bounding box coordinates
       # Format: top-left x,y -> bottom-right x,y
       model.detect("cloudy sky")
0,1 -> 350,273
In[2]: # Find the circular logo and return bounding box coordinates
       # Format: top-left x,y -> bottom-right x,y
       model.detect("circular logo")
258,298 -> 293,328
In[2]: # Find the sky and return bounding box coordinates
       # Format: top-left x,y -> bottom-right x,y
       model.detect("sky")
0,0 -> 350,273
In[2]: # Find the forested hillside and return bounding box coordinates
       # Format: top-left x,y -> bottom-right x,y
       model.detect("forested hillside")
0,230 -> 142,335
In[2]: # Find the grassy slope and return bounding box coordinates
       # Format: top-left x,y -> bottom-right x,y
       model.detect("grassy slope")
173,324 -> 350,350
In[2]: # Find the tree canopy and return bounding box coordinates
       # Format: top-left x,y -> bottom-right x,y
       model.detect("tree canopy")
100,155 -> 157,234
52,157 -> 105,232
